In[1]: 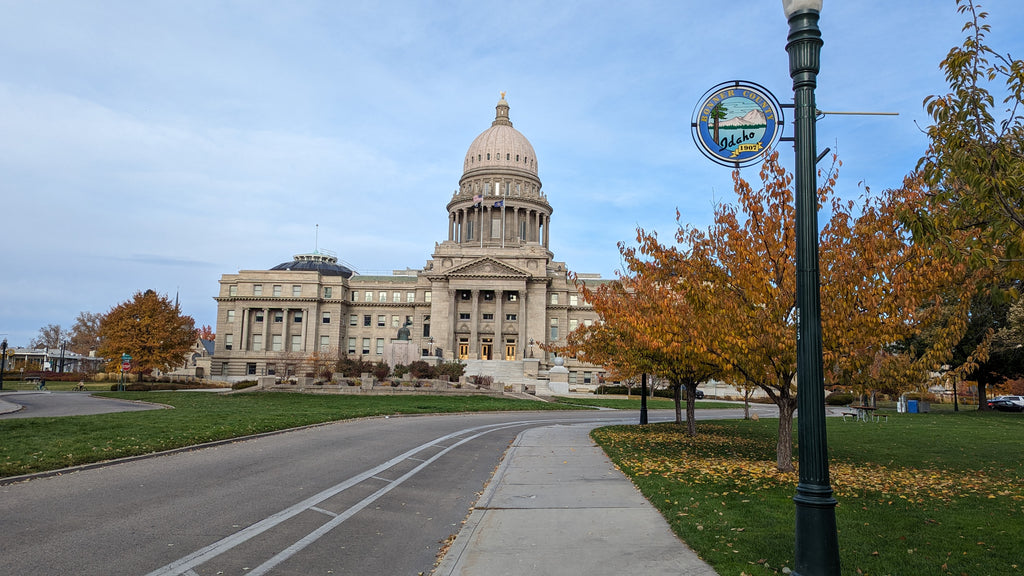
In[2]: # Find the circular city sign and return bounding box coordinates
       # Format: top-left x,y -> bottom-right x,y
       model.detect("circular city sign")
691,81 -> 784,167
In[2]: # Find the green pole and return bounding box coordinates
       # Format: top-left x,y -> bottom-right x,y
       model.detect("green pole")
785,5 -> 840,575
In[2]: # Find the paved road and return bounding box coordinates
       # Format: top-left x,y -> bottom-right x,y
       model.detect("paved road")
0,391 -> 163,419
1,402 -> 779,575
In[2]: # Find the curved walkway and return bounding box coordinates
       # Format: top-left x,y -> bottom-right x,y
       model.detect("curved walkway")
0,391 -> 164,419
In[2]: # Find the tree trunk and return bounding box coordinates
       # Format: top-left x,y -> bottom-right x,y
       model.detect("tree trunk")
743,388 -> 751,420
673,383 -> 683,425
685,382 -> 698,437
775,398 -> 797,473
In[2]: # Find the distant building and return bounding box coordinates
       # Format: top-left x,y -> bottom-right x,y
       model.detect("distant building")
5,347 -> 106,374
211,97 -> 608,391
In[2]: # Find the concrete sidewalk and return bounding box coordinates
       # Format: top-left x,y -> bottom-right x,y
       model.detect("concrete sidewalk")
434,422 -> 718,576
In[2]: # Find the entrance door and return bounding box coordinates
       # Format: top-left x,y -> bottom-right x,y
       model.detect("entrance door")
481,337 -> 493,360
458,338 -> 469,360
505,341 -> 516,361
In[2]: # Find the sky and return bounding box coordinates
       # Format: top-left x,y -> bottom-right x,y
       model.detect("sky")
2,0 -> 1023,348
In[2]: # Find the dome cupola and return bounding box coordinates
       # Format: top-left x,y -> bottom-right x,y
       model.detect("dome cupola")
462,93 -> 538,178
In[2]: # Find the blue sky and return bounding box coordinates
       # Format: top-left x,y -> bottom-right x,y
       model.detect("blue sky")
2,0 -> 1023,347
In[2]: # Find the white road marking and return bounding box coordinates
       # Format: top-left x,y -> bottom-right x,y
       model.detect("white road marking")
144,418 -> 572,576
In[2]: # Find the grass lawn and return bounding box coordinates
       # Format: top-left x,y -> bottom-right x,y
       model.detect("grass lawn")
552,395 -> 738,410
593,411 -> 1024,576
0,391 -> 585,478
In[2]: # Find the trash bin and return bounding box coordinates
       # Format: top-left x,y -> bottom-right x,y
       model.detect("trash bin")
907,399 -> 919,413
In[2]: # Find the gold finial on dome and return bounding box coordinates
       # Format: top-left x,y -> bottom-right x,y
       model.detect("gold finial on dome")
493,92 -> 512,127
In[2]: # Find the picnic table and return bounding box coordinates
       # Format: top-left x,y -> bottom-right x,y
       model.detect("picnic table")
842,405 -> 886,423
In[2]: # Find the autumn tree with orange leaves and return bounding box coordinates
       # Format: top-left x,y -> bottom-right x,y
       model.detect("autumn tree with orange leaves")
562,262 -> 721,435
626,152 -> 972,472
97,290 -> 197,380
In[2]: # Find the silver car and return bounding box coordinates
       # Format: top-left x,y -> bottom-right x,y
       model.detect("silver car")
987,395 -> 1024,412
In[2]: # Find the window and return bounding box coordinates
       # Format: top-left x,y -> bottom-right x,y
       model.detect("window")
362,338 -> 371,355
459,313 -> 471,320
273,311 -> 283,323
507,292 -> 517,302
583,371 -> 593,385
291,335 -> 301,352
294,311 -> 302,323
247,363 -> 257,375
491,215 -> 501,238
483,313 -> 494,321
253,334 -> 263,351
324,286 -> 333,298
569,371 -> 578,385
406,292 -> 415,303
377,315 -> 386,327
425,291 -> 431,303
375,338 -> 384,355
570,319 -> 579,331
570,294 -> 579,306
229,285 -> 238,297
460,291 -> 471,300
584,319 -> 594,327
363,315 -> 371,327
467,221 -> 474,240
348,337 -> 356,354
392,292 -> 401,303
253,284 -> 262,296
224,334 -> 233,350
483,291 -> 494,301
550,318 -> 559,340
350,290 -> 358,301
505,313 -> 517,321
551,293 -> 559,305
350,314 -> 358,326
319,336 -> 330,351
221,362 -> 229,376
520,221 -> 527,240
391,315 -> 400,328
266,364 -> 276,376
292,285 -> 302,297
272,334 -> 283,352
322,312 -> 331,324
423,322 -> 430,337
378,291 -> 387,302
255,311 -> 264,323
273,285 -> 282,297
226,310 -> 235,323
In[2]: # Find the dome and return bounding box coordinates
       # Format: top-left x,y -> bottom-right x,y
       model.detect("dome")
270,252 -> 353,278
463,95 -> 538,177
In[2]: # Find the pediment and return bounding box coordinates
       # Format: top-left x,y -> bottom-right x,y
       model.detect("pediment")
446,257 -> 530,279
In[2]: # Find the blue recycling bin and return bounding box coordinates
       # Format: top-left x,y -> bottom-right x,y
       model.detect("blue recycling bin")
907,400 -> 919,413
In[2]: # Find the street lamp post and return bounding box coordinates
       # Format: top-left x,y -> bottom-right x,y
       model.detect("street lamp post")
783,1 -> 840,574
1,339 -> 7,390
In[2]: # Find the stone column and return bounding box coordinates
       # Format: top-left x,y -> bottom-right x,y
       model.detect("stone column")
495,289 -> 504,358
470,289 -> 480,359
449,288 -> 458,360
240,307 -> 249,351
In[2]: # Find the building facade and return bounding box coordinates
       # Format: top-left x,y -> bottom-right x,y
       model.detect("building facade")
212,97 -> 606,388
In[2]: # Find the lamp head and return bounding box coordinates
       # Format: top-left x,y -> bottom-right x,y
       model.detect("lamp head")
783,0 -> 822,17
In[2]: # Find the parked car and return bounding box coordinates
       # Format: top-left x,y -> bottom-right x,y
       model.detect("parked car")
987,395 -> 1024,412
690,389 -> 705,400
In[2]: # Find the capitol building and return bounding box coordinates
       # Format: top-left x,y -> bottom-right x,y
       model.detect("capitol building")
211,96 -> 607,391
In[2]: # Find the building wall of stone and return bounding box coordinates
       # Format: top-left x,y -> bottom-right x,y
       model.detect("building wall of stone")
210,98 -> 607,384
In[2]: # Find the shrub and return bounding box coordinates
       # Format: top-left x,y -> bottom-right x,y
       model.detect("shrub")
232,380 -> 258,390
372,361 -> 390,381
408,360 -> 435,379
826,392 -> 855,406
393,364 -> 410,378
435,361 -> 466,381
